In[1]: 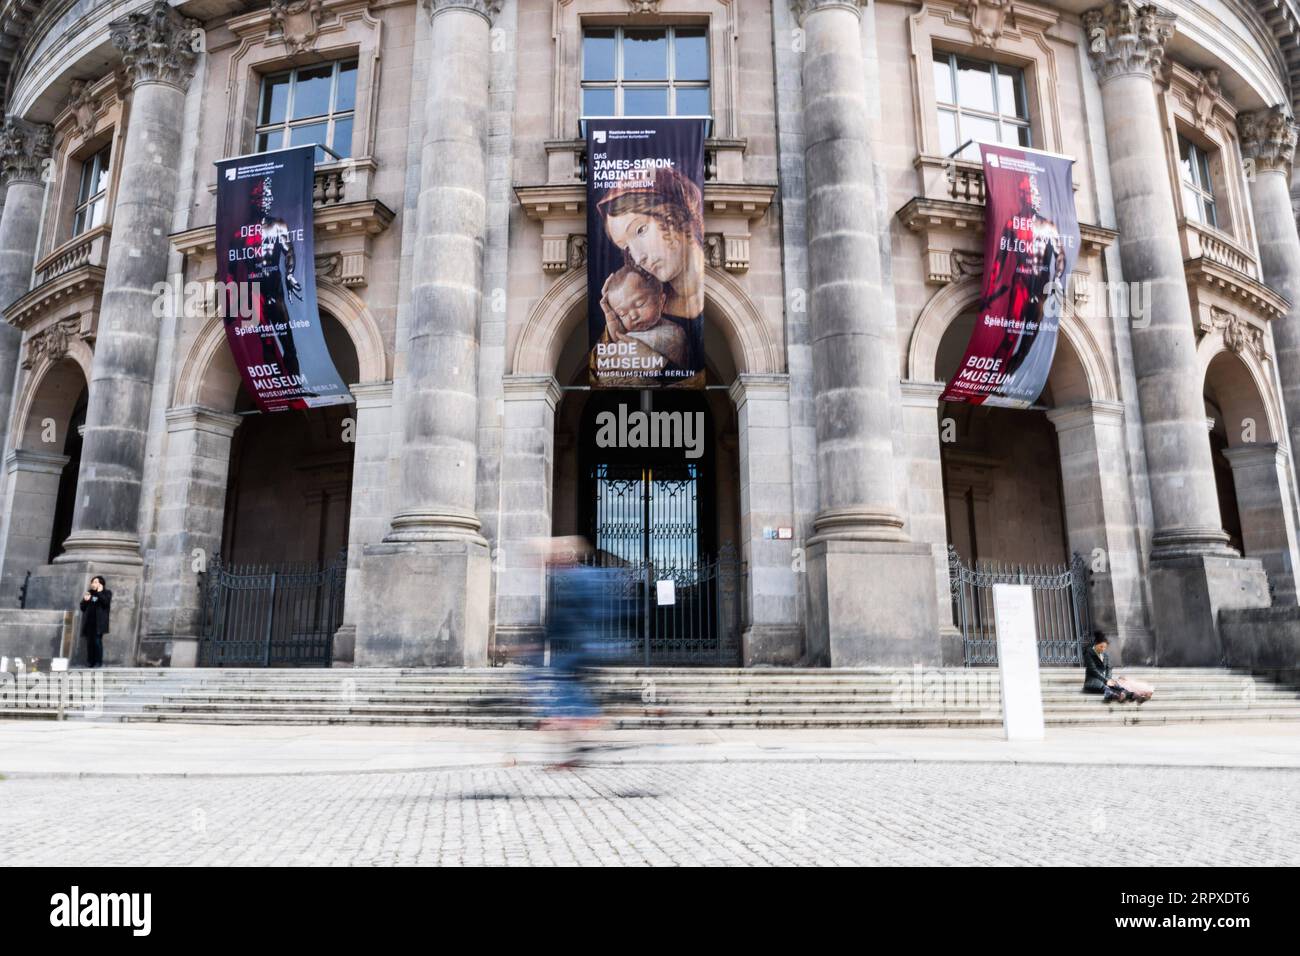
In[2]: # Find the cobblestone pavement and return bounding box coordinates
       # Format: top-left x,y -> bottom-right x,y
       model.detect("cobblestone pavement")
3,759 -> 1298,865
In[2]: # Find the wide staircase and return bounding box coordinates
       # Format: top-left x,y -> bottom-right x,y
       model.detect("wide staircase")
5,666 -> 1300,728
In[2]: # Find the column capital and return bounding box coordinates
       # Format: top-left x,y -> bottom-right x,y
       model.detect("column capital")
728,372 -> 790,410
502,374 -> 562,410
4,449 -> 70,476
1045,399 -> 1126,432
349,380 -> 395,409
899,379 -> 946,409
110,0 -> 201,91
1082,2 -> 1175,84
0,117 -> 53,188
421,0 -> 501,24
1238,106 -> 1299,176
791,0 -> 868,26
165,405 -> 242,437
1221,442 -> 1286,469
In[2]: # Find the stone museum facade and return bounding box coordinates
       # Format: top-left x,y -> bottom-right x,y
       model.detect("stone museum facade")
1,0 -> 1300,670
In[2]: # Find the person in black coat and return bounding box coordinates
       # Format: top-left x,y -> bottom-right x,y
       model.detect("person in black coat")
79,575 -> 111,668
1082,632 -> 1129,702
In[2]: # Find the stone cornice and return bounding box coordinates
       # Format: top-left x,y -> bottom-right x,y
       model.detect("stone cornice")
515,182 -> 776,223
1082,2 -> 1175,84
1238,106 -> 1299,176
0,117 -> 53,187
895,196 -> 1119,252
110,0 -> 201,91
169,199 -> 397,257
165,405 -> 243,437
791,0 -> 868,25
421,0 -> 502,23
502,374 -> 562,411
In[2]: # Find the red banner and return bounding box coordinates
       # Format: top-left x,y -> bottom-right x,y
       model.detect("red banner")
941,144 -> 1080,408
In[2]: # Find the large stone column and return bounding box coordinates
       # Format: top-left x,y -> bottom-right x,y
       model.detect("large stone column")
1046,401 -> 1151,660
141,406 -> 240,666
26,1 -> 200,659
354,0 -> 496,666
0,119 -> 53,450
1239,107 -> 1300,450
795,0 -> 939,665
1083,2 -> 1269,663
493,374 -> 560,664
730,374 -> 803,665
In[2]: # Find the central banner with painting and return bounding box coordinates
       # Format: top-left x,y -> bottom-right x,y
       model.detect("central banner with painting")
586,118 -> 707,388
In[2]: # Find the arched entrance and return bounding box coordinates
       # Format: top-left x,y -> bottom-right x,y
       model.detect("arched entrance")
0,354 -> 91,605
548,306 -> 743,664
220,312 -> 359,565
934,310 -> 1070,567
1203,346 -> 1297,602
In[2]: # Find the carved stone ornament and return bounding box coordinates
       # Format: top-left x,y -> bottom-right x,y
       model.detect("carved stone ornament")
628,0 -> 661,12
950,249 -> 984,279
704,234 -> 724,269
566,234 -> 587,271
967,0 -> 1013,48
1192,69 -> 1220,132
23,319 -> 81,370
1238,105 -> 1299,176
0,117 -> 54,187
109,0 -> 201,91
1081,2 -> 1175,84
67,80 -> 99,141
790,0 -> 869,26
270,0 -> 325,55
421,0 -> 503,23
1209,307 -> 1267,363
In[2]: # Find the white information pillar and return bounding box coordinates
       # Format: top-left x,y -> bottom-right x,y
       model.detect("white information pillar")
993,583 -> 1045,740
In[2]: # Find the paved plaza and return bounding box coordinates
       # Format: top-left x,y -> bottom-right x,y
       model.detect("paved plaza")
1,722 -> 1298,866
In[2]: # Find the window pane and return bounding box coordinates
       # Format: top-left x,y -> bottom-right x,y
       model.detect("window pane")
335,61 -> 358,113
1183,186 -> 1203,223
583,29 -> 616,81
937,108 -> 958,155
331,116 -> 354,158
73,208 -> 87,235
1197,150 -> 1214,194
77,159 -> 96,204
289,120 -> 329,162
675,87 -> 710,116
623,29 -> 668,81
624,87 -> 668,116
933,57 -> 954,105
583,87 -> 615,117
89,197 -> 106,230
955,58 -> 995,113
92,146 -> 111,196
257,129 -> 283,152
260,73 -> 290,124
674,28 -> 708,82
996,67 -> 1028,119
1014,124 -> 1032,147
1204,198 -> 1218,229
961,113 -> 999,149
292,65 -> 334,119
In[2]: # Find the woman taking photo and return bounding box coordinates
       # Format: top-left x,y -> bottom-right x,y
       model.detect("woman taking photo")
79,575 -> 111,668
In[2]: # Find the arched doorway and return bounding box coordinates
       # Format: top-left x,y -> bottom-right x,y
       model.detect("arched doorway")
935,310 -> 1070,567
1203,347 -> 1296,601
0,355 -> 91,605
219,312 -> 359,564
548,302 -> 744,664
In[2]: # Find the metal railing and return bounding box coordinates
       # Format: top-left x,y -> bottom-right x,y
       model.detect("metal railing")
198,551 -> 347,667
948,546 -> 1092,666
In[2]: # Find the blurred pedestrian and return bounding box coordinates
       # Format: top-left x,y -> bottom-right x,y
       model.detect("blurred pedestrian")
79,575 -> 111,668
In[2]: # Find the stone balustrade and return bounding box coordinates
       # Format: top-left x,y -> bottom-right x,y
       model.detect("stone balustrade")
1181,218 -> 1259,279
33,224 -> 112,286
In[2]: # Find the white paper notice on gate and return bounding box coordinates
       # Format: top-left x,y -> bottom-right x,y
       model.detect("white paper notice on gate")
992,583 -> 1045,741
656,580 -> 676,606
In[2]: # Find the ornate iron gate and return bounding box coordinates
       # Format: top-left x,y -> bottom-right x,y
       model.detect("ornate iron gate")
199,552 -> 347,667
948,546 -> 1092,666
547,544 -> 745,665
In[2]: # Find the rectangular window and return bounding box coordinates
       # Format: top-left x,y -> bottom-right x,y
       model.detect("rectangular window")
1178,136 -> 1219,229
933,52 -> 1031,160
581,26 -> 710,134
255,59 -> 358,164
72,144 -> 111,236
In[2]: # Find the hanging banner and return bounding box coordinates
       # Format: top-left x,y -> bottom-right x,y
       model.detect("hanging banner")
214,144 -> 352,413
941,143 -> 1080,408
586,118 -> 707,389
